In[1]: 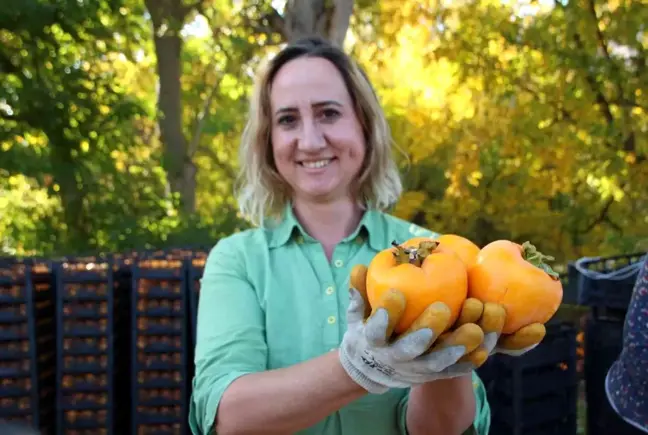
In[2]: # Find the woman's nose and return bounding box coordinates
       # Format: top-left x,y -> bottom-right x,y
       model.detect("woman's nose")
297,119 -> 326,151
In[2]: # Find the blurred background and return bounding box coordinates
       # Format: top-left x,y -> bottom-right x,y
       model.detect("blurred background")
0,0 -> 647,435
1,0 -> 646,260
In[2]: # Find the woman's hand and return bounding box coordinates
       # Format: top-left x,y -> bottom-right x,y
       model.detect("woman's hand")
452,297 -> 547,368
339,265 -> 484,393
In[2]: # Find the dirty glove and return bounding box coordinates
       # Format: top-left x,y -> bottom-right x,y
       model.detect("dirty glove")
450,298 -> 547,370
339,265 -> 485,394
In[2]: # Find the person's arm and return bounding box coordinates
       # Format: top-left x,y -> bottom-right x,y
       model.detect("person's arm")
188,236 -> 367,435
217,349 -> 367,435
405,375 -> 476,435
396,372 -> 491,435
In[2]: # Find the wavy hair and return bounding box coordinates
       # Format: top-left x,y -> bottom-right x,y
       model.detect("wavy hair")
235,36 -> 403,227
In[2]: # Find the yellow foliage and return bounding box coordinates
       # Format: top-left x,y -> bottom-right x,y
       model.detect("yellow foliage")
392,191 -> 428,221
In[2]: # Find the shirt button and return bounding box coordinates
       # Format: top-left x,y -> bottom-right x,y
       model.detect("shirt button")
325,286 -> 334,295
327,316 -> 336,324
334,259 -> 344,268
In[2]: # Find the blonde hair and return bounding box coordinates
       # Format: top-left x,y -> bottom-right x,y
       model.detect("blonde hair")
235,36 -> 403,227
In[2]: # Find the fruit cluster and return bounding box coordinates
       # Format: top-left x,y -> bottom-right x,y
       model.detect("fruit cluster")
364,235 -> 564,336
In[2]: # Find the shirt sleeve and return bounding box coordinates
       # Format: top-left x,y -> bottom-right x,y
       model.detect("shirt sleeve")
396,390 -> 410,434
605,257 -> 648,430
395,372 -> 491,435
188,235 -> 268,435
471,372 -> 491,435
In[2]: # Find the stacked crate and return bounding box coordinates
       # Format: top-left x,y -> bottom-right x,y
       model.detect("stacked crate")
131,254 -> 190,435
54,256 -> 129,435
485,322 -> 579,435
188,252 -> 208,346
186,251 -> 208,410
0,260 -> 56,433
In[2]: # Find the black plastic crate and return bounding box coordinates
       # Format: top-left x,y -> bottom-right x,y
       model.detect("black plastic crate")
186,253 -> 208,418
583,315 -> 644,435
573,252 -> 646,318
480,323 -> 578,435
492,323 -> 578,399
0,261 -> 56,434
131,258 -> 190,435
490,413 -> 577,435
490,390 -> 577,434
187,254 -> 207,345
54,257 -> 129,435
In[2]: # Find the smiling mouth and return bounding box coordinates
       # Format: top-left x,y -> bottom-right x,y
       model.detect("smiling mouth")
299,158 -> 336,169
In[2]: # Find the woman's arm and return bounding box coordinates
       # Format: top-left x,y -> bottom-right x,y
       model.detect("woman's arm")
190,236 -> 368,435
406,375 -> 476,435
216,349 -> 367,435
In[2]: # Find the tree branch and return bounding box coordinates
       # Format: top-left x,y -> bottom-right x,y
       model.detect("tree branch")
198,144 -> 236,180
241,6 -> 286,40
582,197 -> 614,234
188,72 -> 221,160
265,6 -> 287,36
572,32 -> 614,125
328,0 -> 354,47
585,0 -> 611,61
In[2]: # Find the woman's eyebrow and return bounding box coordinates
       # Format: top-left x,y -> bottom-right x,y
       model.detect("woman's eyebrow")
275,100 -> 343,115
312,100 -> 343,108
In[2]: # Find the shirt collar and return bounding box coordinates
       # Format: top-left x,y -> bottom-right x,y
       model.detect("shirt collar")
267,202 -> 385,251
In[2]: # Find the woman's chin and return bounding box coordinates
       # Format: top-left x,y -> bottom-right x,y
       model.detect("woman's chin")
295,184 -> 344,202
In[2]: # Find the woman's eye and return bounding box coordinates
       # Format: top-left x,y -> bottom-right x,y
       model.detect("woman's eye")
278,115 -> 296,125
321,108 -> 340,120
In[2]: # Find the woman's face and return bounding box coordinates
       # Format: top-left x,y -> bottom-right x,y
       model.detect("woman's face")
269,56 -> 366,204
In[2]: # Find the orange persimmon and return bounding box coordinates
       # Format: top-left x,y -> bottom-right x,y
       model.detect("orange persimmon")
435,234 -> 481,268
366,238 -> 468,334
406,234 -> 480,268
468,240 -> 563,334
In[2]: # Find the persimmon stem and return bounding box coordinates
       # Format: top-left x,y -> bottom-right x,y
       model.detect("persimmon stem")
522,241 -> 560,280
391,241 -> 411,264
391,240 -> 439,267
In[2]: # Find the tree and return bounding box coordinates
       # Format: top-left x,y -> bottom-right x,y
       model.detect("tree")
349,0 -> 647,261
143,0 -> 206,214
0,0 -> 159,250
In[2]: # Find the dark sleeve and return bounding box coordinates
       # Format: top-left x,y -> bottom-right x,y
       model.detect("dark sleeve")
605,256 -> 648,432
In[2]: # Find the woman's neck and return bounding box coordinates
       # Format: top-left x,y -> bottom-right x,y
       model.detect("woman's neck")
292,197 -> 364,258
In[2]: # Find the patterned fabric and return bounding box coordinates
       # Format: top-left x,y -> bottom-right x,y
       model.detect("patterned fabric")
606,256 -> 648,433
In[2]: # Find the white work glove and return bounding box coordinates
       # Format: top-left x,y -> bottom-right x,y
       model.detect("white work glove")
339,286 -> 483,394
449,298 -> 548,371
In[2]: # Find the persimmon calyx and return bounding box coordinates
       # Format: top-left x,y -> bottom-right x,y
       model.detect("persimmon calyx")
521,241 -> 560,280
391,240 -> 439,267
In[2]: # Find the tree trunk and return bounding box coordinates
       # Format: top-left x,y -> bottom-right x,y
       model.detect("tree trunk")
145,0 -> 196,213
49,144 -> 91,250
283,0 -> 354,47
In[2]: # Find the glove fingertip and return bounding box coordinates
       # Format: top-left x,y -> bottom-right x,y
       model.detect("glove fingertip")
346,288 -> 367,325
364,308 -> 390,346
391,328 -> 434,361
482,331 -> 499,354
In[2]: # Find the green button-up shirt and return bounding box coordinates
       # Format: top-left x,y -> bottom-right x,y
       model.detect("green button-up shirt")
189,206 -> 491,435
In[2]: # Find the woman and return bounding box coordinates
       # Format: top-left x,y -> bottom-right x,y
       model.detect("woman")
606,255 -> 648,433
189,36 -> 539,435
